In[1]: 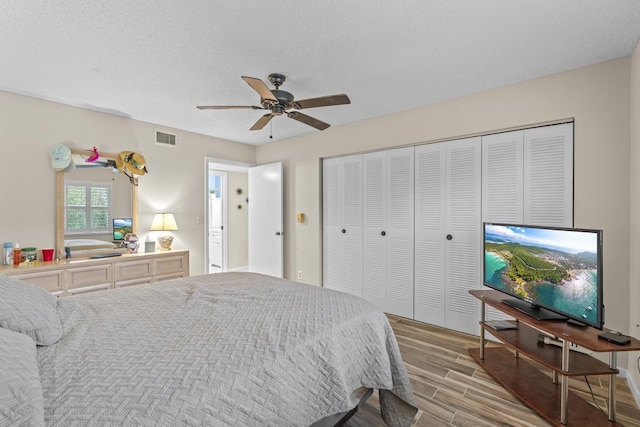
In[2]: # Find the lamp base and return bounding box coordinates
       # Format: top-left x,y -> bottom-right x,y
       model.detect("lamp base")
157,234 -> 174,250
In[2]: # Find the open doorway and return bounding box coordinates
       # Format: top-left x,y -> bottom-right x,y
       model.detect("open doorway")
205,158 -> 251,274
207,170 -> 226,273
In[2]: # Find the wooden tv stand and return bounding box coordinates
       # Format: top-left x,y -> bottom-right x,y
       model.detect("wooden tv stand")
469,289 -> 640,426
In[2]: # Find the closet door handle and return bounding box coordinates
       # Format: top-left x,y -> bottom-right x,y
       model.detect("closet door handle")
381,231 -> 386,236
446,234 -> 453,240
341,229 -> 346,234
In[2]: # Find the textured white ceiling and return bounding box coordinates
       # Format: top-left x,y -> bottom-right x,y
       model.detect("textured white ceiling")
1,1 -> 639,145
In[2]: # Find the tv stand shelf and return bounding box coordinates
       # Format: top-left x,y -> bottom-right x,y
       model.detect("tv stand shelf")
469,289 -> 640,426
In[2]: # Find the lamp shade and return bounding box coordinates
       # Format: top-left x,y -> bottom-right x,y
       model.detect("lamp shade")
150,213 -> 178,231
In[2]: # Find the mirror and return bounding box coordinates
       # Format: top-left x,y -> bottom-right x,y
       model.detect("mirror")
55,155 -> 138,258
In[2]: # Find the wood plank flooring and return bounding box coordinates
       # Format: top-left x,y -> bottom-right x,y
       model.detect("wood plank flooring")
347,316 -> 640,426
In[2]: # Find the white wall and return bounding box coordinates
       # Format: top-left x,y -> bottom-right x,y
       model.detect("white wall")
629,41 -> 640,393
0,90 -> 255,275
257,57 -> 634,368
227,171 -> 248,269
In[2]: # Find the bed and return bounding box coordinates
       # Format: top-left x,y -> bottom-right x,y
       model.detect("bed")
64,238 -> 118,251
63,238 -> 126,258
0,272 -> 418,426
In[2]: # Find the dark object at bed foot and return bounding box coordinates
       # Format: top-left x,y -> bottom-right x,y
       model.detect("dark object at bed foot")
310,388 -> 374,427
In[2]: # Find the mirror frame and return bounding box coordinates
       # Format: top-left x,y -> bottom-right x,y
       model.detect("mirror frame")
55,149 -> 138,259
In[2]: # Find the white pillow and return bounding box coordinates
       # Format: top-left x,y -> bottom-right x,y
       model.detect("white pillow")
0,327 -> 45,426
0,274 -> 62,345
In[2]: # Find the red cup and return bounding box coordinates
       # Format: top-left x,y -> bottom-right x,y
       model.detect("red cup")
42,248 -> 54,262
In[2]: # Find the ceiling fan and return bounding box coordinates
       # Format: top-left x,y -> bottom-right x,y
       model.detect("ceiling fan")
197,73 -> 350,131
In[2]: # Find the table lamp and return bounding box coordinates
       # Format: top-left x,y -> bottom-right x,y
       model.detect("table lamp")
150,213 -> 178,250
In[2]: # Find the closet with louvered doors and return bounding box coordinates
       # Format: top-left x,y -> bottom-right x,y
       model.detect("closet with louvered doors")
414,137 -> 482,335
321,122 -> 573,337
362,147 -> 415,318
322,154 -> 364,296
481,123 -> 574,324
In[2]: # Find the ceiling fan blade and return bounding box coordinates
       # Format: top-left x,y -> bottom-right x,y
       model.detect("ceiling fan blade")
196,105 -> 264,110
293,94 -> 350,110
250,113 -> 275,131
287,111 -> 330,130
241,76 -> 278,103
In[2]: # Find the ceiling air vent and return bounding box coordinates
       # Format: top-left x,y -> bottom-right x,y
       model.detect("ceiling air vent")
155,130 -> 176,147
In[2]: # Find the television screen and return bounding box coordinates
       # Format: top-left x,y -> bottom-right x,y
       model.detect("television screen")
113,217 -> 133,241
483,222 -> 603,329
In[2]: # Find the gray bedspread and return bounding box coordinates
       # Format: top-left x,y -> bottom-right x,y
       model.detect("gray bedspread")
37,272 -> 417,426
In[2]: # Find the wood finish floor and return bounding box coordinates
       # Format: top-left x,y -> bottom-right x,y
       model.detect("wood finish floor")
347,315 -> 640,427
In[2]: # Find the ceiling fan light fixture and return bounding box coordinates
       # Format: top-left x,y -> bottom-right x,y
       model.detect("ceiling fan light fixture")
197,73 -> 350,132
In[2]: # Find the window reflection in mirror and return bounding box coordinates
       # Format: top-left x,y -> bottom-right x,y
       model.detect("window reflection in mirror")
58,166 -> 132,256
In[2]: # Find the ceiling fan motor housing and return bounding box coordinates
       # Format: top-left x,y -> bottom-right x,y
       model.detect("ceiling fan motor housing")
263,89 -> 294,109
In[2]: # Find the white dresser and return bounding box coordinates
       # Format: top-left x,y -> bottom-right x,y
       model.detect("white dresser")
0,250 -> 189,296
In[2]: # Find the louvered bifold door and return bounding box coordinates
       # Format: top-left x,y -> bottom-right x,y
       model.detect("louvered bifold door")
322,155 -> 363,294
414,143 -> 446,326
482,130 -> 524,224
444,137 -> 482,336
384,147 -> 414,318
323,158 -> 342,291
481,130 -> 524,324
524,123 -> 574,227
363,151 -> 388,309
340,155 -> 364,297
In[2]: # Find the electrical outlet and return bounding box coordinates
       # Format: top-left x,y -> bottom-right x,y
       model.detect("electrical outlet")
196,215 -> 203,225
297,270 -> 303,280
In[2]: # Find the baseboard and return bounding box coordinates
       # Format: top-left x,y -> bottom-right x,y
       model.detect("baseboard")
619,367 -> 640,407
227,265 -> 248,272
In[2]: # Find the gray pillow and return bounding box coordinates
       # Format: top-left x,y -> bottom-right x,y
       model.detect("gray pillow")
0,274 -> 62,345
0,327 -> 45,426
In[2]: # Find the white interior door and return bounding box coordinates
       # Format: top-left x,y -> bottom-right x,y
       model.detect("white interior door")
248,162 -> 283,277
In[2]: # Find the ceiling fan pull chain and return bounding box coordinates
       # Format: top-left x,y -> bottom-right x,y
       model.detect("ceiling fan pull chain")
270,120 -> 273,139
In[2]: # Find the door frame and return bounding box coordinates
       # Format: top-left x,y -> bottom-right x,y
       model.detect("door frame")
204,157 -> 254,274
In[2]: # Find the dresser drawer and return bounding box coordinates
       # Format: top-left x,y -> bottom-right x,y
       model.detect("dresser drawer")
115,259 -> 153,282
154,255 -> 187,276
115,277 -> 153,288
67,264 -> 113,289
7,269 -> 65,295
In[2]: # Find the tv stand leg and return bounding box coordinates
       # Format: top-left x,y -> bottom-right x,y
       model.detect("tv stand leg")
608,352 -> 617,422
560,340 -> 570,425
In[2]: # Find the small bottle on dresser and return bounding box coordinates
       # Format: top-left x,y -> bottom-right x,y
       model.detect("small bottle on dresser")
13,243 -> 21,266
3,242 -> 13,265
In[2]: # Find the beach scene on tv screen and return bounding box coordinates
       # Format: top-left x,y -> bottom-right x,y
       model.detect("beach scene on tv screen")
113,218 -> 133,240
484,224 -> 599,324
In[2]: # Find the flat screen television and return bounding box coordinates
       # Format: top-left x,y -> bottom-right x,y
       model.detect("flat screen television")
113,217 -> 133,241
483,222 -> 604,329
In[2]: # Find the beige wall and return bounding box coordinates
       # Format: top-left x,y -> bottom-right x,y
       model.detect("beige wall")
227,171 -> 248,269
257,57 -> 633,363
629,42 -> 640,389
0,90 -> 255,275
